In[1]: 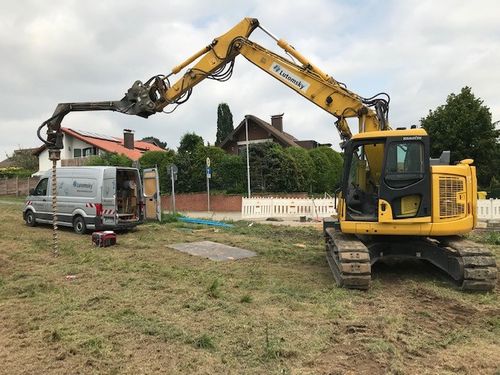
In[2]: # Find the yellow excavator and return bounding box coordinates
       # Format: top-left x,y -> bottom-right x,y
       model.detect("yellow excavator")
37,18 -> 497,291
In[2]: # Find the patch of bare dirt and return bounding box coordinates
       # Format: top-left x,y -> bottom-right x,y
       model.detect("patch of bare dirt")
301,260 -> 500,375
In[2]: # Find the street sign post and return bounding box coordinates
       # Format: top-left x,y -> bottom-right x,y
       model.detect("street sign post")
167,164 -> 178,213
206,158 -> 211,211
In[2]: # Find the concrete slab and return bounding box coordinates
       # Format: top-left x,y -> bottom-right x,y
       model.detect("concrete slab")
168,241 -> 256,261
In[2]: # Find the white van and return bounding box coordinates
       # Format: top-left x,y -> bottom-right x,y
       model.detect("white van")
23,166 -> 145,234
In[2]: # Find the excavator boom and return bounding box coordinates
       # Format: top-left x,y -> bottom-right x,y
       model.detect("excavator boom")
38,17 -> 389,149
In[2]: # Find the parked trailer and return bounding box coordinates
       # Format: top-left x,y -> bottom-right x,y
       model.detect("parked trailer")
23,166 -> 145,234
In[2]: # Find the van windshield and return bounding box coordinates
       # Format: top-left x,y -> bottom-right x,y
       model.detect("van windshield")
33,178 -> 48,196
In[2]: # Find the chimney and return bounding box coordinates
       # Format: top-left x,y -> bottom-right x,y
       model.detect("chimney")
271,114 -> 284,132
123,129 -> 134,150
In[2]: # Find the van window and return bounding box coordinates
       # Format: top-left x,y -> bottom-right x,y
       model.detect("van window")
33,178 -> 48,196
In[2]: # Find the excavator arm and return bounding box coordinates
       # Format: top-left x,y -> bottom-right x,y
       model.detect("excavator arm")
38,17 -> 389,149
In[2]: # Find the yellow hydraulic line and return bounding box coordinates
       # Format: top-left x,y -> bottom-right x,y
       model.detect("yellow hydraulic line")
170,45 -> 212,75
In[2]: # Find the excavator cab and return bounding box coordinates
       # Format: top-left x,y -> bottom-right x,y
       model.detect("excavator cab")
328,129 -> 496,291
341,130 -> 431,223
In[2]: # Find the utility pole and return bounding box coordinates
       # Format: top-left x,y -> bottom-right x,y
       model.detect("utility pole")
245,116 -> 251,198
171,167 -> 176,214
168,164 -> 178,213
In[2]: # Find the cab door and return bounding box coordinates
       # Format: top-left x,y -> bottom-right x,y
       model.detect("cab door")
379,136 -> 431,219
143,168 -> 161,221
341,139 -> 385,222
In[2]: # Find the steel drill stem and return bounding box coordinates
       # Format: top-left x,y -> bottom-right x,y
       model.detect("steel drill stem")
51,157 -> 59,256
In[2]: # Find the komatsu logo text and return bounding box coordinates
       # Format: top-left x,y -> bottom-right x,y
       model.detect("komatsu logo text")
270,63 -> 310,92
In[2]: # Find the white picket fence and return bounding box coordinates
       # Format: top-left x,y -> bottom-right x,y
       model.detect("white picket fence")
477,199 -> 500,221
242,197 -> 336,219
242,197 -> 500,221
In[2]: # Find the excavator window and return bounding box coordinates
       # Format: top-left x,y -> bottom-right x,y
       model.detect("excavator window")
385,141 -> 424,188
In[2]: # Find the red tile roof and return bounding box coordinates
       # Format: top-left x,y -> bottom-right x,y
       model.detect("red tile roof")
34,128 -> 165,160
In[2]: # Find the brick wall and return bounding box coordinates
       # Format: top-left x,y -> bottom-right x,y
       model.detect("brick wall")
160,192 -> 309,212
161,193 -> 242,212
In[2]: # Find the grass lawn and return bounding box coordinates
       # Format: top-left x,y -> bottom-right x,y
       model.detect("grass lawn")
0,198 -> 499,374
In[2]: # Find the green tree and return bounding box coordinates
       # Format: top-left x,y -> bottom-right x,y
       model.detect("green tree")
309,147 -> 343,193
178,132 -> 204,154
86,152 -> 133,167
140,136 -> 167,149
244,142 -> 299,193
489,176 -> 500,198
284,147 -> 315,192
0,167 -> 33,178
421,87 -> 500,187
175,141 -> 235,193
215,103 -> 234,145
139,150 -> 176,193
195,146 -> 227,192
175,133 -> 206,192
218,154 -> 246,193
6,148 -> 38,172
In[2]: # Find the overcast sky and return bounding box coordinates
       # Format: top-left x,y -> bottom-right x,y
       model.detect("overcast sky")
1,0 -> 499,159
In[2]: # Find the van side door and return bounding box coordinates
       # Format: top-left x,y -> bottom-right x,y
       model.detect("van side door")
143,168 -> 161,221
102,170 -> 117,226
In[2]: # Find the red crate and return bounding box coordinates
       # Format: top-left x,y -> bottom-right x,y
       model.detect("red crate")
92,231 -> 117,247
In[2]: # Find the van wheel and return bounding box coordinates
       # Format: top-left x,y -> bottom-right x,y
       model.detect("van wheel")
25,210 -> 37,227
73,216 -> 87,235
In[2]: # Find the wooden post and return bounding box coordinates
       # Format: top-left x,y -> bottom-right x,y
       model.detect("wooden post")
16,176 -> 19,197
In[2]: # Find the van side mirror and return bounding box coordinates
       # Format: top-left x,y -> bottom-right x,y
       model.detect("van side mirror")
29,188 -> 35,195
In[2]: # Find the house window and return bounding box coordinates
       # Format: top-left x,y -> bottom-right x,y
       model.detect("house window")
74,149 -> 82,158
83,147 -> 96,157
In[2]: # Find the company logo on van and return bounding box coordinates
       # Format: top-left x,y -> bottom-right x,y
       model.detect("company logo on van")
73,180 -> 93,190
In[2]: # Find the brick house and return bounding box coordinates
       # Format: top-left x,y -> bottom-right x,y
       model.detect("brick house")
218,114 -> 329,154
33,128 -> 165,175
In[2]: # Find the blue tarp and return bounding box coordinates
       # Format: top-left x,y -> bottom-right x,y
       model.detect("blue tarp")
178,216 -> 234,228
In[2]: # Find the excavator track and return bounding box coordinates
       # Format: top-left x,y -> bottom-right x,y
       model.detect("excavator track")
438,237 -> 497,292
324,227 -> 371,290
323,218 -> 497,291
